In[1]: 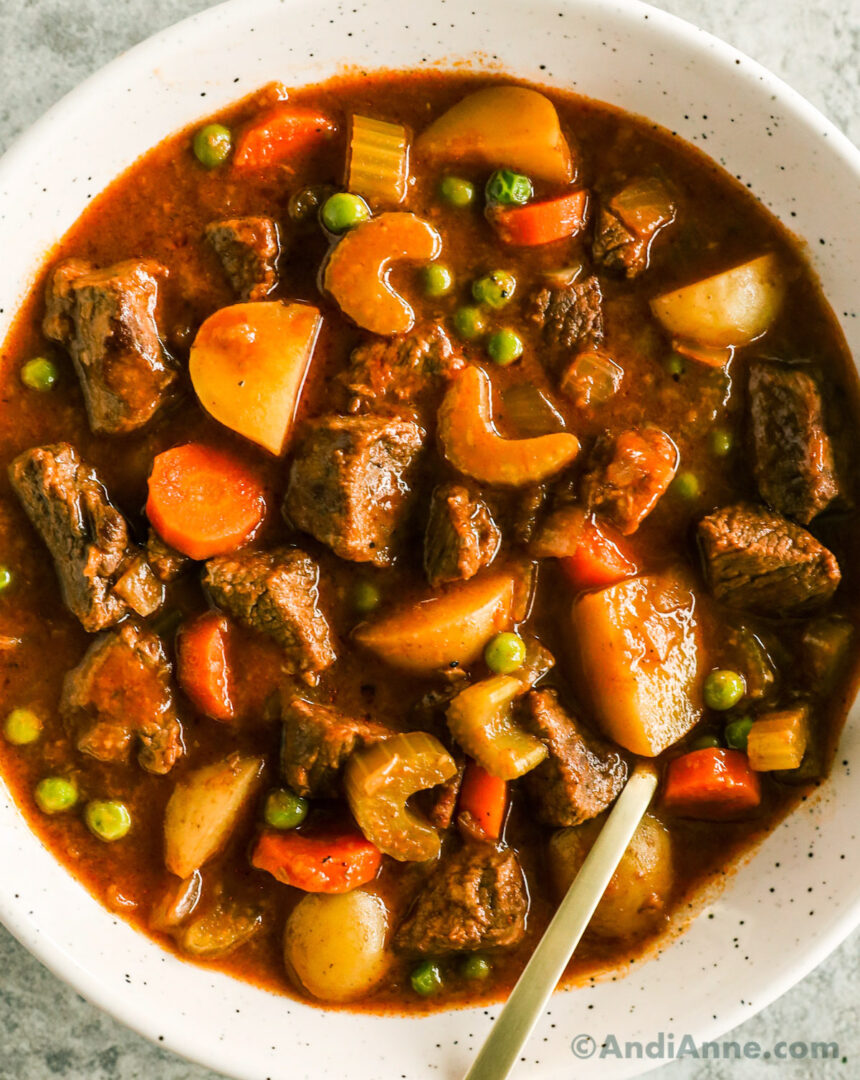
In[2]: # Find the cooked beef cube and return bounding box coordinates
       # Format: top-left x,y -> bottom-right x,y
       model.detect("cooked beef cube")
340,324 -> 465,411
205,216 -> 280,301
428,751 -> 466,830
528,275 -> 604,362
748,360 -> 839,524
698,503 -> 841,615
582,427 -> 678,534
61,622 -> 182,774
522,690 -> 627,827
423,483 -> 501,587
111,552 -> 164,617
203,548 -> 336,683
393,845 -> 527,955
592,178 -> 676,277
43,258 -> 176,434
147,528 -> 191,583
285,415 -> 426,566
281,698 -> 389,797
9,443 -> 134,632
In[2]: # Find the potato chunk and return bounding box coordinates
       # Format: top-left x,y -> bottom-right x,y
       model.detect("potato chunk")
573,572 -> 703,755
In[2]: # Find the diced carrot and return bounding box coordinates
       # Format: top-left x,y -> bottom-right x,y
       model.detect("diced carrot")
457,758 -> 507,842
146,443 -> 266,561
489,190 -> 588,246
559,517 -> 637,591
251,828 -> 382,893
176,611 -> 235,722
233,105 -> 337,168
663,748 -> 762,820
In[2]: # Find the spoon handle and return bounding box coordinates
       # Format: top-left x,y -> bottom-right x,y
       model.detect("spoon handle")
464,763 -> 659,1080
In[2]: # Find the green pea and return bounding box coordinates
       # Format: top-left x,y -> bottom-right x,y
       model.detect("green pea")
85,800 -> 132,842
35,777 -> 78,815
20,357 -> 59,392
422,264 -> 454,298
192,123 -> 233,168
665,353 -> 685,378
672,470 -> 700,499
472,270 -> 516,309
484,631 -> 527,674
690,733 -> 722,751
264,789 -> 308,830
709,427 -> 733,457
439,176 -> 475,208
410,959 -> 444,996
725,715 -> 754,752
352,579 -> 382,615
461,954 -> 492,980
487,329 -> 524,366
452,306 -> 487,341
3,707 -> 42,746
485,168 -> 533,207
703,669 -> 746,711
0,566 -> 13,592
321,192 -> 371,234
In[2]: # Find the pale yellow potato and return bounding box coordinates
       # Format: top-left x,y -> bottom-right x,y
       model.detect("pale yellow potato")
353,569 -> 517,674
164,755 -> 263,878
549,814 -> 673,939
190,301 -> 321,455
285,889 -> 390,1002
415,86 -> 574,184
650,254 -> 784,350
573,572 -> 703,756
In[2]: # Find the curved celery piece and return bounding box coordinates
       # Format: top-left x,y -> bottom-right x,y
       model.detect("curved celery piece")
446,676 -> 548,781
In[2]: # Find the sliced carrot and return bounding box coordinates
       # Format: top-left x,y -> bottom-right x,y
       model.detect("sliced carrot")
489,190 -> 588,246
559,517 -> 637,591
146,443 -> 266,561
663,748 -> 762,820
176,611 -> 235,722
233,105 -> 337,168
251,828 -> 382,893
457,758 -> 507,842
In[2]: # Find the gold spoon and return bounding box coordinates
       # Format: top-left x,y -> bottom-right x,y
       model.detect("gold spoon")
464,763 -> 659,1080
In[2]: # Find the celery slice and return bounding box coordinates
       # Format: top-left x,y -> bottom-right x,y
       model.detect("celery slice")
446,676 -> 548,780
347,115 -> 410,206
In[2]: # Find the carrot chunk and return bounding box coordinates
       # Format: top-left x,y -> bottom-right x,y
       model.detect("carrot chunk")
457,758 -> 507,841
559,517 -> 637,591
251,828 -> 382,893
663,748 -> 762,820
233,105 -> 337,168
176,611 -> 235,722
489,190 -> 588,246
146,443 -> 266,561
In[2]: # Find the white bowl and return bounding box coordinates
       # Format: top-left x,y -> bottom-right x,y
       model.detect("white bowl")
1,1 -> 858,1077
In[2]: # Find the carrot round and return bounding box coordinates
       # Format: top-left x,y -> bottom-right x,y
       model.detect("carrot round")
457,758 -> 507,841
559,517 -> 637,591
176,611 -> 235,722
233,105 -> 336,168
489,190 -> 588,246
146,443 -> 266,561
663,748 -> 762,820
251,828 -> 382,893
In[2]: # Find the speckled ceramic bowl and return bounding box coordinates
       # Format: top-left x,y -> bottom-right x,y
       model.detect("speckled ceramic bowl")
0,1 -> 858,1078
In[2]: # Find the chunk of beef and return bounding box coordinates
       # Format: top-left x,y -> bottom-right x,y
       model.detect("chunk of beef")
748,360 -> 839,524
340,324 -> 465,413
61,622 -> 182,774
9,443 -> 134,632
428,752 -> 466,831
147,528 -> 191,583
43,258 -> 176,434
111,552 -> 164,617
393,845 -> 527,955
592,178 -> 676,277
528,275 -> 604,364
285,415 -> 425,566
423,483 -> 501,587
281,698 -> 389,797
582,427 -> 678,534
522,690 -> 627,827
698,503 -> 841,615
203,548 -> 336,683
205,216 -> 280,301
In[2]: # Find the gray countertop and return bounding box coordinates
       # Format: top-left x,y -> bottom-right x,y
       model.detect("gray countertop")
0,1 -> 857,1077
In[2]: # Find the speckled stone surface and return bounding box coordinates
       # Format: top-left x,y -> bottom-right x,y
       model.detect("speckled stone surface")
0,1 -> 857,1077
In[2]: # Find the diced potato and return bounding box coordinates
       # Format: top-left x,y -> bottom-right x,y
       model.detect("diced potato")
190,301 -> 322,455
549,814 -> 673,939
323,212 -> 441,336
284,889 -> 390,1002
164,754 -> 263,878
179,899 -> 262,958
439,366 -> 580,486
747,707 -> 810,772
415,86 -> 574,184
574,572 -> 703,756
353,569 -> 516,674
650,254 -> 784,351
